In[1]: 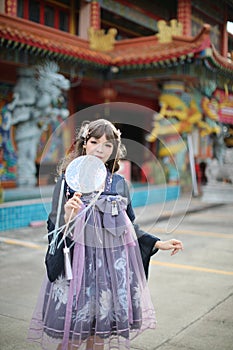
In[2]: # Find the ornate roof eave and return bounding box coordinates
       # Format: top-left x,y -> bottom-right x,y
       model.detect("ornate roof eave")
1,14 -> 233,77
202,44 -> 233,75
0,14 -> 112,69
110,24 -> 212,69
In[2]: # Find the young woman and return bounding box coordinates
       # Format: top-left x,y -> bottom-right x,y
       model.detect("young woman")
28,119 -> 183,350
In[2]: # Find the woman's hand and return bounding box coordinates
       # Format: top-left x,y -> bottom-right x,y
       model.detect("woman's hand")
64,192 -> 83,223
155,239 -> 184,256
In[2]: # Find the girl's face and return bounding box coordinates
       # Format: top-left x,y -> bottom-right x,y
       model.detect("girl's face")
85,134 -> 114,164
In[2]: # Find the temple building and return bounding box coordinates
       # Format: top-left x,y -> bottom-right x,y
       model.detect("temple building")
1,0 -> 233,189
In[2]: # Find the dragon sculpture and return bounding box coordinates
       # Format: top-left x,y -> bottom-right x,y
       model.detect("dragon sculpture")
2,62 -> 70,186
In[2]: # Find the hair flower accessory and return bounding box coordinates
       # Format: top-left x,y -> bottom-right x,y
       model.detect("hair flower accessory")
82,123 -> 89,139
116,129 -> 121,140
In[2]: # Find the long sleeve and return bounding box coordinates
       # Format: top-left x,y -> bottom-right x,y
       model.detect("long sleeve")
45,176 -> 73,282
47,176 -> 66,238
112,174 -> 160,278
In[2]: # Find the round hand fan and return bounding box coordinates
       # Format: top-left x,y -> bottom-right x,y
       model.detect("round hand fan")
65,155 -> 107,193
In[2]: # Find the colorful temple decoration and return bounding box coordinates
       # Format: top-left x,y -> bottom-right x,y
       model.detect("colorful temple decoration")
156,19 -> 183,43
0,83 -> 17,184
146,82 -> 189,157
219,101 -> 233,125
213,89 -> 233,125
88,27 -> 118,51
5,0 -> 17,17
0,13 -> 233,77
177,0 -> 191,36
91,0 -> 101,30
1,0 -> 233,188
147,80 -> 221,150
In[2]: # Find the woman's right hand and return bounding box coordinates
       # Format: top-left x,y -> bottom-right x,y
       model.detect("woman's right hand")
64,192 -> 83,223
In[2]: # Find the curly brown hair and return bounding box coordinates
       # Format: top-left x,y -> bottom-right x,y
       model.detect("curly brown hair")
58,119 -> 126,174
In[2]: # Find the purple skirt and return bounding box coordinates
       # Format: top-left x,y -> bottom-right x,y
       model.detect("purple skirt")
28,195 -> 156,349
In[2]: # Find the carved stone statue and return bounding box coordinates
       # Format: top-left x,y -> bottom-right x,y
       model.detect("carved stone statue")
205,148 -> 233,184
3,62 -> 70,186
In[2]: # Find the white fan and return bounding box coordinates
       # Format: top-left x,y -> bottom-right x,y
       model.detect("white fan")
65,155 -> 107,193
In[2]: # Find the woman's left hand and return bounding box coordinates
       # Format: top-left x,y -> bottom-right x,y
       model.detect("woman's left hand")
155,239 -> 184,255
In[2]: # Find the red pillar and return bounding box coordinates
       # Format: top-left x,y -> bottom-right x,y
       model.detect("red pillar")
177,0 -> 191,36
5,0 -> 17,16
91,0 -> 100,30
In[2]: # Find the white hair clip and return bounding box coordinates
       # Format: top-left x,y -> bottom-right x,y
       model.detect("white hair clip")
82,124 -> 89,139
116,129 -> 121,140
